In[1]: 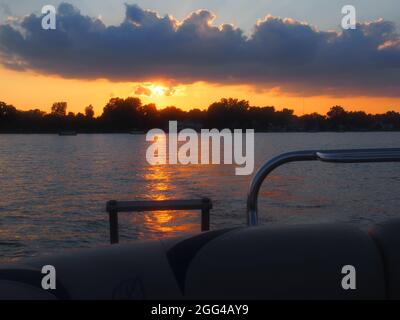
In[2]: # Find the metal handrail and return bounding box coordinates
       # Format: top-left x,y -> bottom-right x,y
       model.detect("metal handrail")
106,198 -> 212,244
247,148 -> 400,226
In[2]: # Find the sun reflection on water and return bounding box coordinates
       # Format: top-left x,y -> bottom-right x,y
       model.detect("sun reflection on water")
133,161 -> 199,240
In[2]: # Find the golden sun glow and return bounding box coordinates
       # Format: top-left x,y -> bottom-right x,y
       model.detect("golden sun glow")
0,66 -> 399,116
151,85 -> 166,96
134,83 -> 184,98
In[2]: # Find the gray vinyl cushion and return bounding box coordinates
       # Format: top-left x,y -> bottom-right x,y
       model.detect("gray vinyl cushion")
184,224 -> 386,299
369,218 -> 400,300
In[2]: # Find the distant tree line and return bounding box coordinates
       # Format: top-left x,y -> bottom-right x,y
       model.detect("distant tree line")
1,97 -> 400,133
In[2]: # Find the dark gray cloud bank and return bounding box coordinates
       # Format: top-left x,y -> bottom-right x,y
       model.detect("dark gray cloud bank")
0,2 -> 400,96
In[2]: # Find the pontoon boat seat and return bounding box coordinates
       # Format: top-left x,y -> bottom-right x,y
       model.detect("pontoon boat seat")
1,219 -> 400,300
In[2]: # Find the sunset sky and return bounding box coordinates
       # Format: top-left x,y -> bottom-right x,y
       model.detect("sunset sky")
1,0 -> 400,115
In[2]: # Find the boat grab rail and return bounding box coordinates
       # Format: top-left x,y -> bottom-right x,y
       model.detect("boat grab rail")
106,198 -> 212,244
247,148 -> 400,226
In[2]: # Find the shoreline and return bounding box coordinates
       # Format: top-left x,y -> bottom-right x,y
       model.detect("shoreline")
1,130 -> 400,134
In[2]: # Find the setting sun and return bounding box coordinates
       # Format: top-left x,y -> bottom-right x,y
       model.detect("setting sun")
133,83 -> 184,98
151,85 -> 166,96
149,84 -> 179,97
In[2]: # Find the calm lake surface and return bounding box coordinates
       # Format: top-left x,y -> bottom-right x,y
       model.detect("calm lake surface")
0,132 -> 399,263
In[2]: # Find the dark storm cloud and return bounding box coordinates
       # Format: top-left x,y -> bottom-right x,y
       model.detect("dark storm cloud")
0,2 -> 400,96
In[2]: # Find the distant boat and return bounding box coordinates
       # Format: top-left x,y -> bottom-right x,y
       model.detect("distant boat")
129,130 -> 145,135
58,131 -> 77,136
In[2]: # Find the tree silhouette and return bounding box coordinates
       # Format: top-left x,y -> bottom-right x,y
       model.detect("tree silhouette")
0,98 -> 399,133
85,105 -> 95,118
327,106 -> 347,130
300,113 -> 326,131
51,102 -> 67,117
101,97 -> 142,131
0,101 -> 17,119
207,98 -> 250,129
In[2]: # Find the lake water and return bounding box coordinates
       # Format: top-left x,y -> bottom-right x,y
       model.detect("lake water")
0,132 -> 399,263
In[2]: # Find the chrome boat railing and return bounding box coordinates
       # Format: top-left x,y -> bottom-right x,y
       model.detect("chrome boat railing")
247,148 -> 400,226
